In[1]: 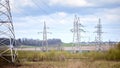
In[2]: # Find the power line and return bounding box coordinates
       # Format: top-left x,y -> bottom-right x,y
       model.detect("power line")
31,0 -> 68,22
38,0 -> 51,10
31,0 -> 50,15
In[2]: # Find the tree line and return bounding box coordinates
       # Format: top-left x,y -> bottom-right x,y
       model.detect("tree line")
0,38 -> 62,46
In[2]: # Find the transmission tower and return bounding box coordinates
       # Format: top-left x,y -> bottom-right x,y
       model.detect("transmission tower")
71,15 -> 85,53
39,22 -> 51,52
94,18 -> 103,51
0,0 -> 17,63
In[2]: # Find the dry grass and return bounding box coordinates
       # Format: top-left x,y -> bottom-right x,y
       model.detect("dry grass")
1,59 -> 120,68
1,43 -> 120,68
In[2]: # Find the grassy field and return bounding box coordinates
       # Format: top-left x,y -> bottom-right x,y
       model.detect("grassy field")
63,43 -> 73,47
1,43 -> 120,68
1,59 -> 120,68
1,50 -> 120,68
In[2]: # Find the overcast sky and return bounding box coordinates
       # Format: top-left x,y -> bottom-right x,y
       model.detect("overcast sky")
10,0 -> 120,43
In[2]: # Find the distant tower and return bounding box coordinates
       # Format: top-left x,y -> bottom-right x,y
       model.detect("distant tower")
71,15 -> 85,53
42,22 -> 48,51
40,22 -> 51,52
0,0 -> 17,63
94,18 -> 103,51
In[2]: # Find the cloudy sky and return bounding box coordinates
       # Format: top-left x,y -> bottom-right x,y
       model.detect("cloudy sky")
9,0 -> 120,43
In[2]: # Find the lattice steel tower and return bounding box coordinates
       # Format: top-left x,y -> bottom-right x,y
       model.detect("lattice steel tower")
71,15 -> 85,53
40,22 -> 51,52
0,0 -> 17,63
94,18 -> 103,51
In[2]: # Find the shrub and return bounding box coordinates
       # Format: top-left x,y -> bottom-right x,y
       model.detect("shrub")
79,42 -> 120,61
93,42 -> 120,61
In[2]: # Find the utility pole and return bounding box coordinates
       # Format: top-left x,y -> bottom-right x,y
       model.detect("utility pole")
0,0 -> 18,63
71,15 -> 85,53
39,22 -> 51,52
94,18 -> 103,51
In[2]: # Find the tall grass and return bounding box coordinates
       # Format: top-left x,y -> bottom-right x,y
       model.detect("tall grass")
18,50 -> 69,62
1,42 -> 120,64
105,42 -> 120,61
18,50 -> 86,62
18,42 -> 120,62
84,42 -> 120,61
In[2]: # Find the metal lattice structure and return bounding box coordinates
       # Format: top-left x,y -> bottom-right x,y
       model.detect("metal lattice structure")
40,22 -> 51,52
0,0 -> 17,63
71,15 -> 85,53
94,18 -> 103,51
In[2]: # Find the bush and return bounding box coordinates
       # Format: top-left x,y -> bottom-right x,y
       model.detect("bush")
116,42 -> 120,50
106,48 -> 120,61
79,42 -> 120,61
96,42 -> 120,61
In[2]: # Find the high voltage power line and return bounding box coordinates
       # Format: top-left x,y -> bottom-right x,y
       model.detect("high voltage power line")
31,0 -> 68,22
